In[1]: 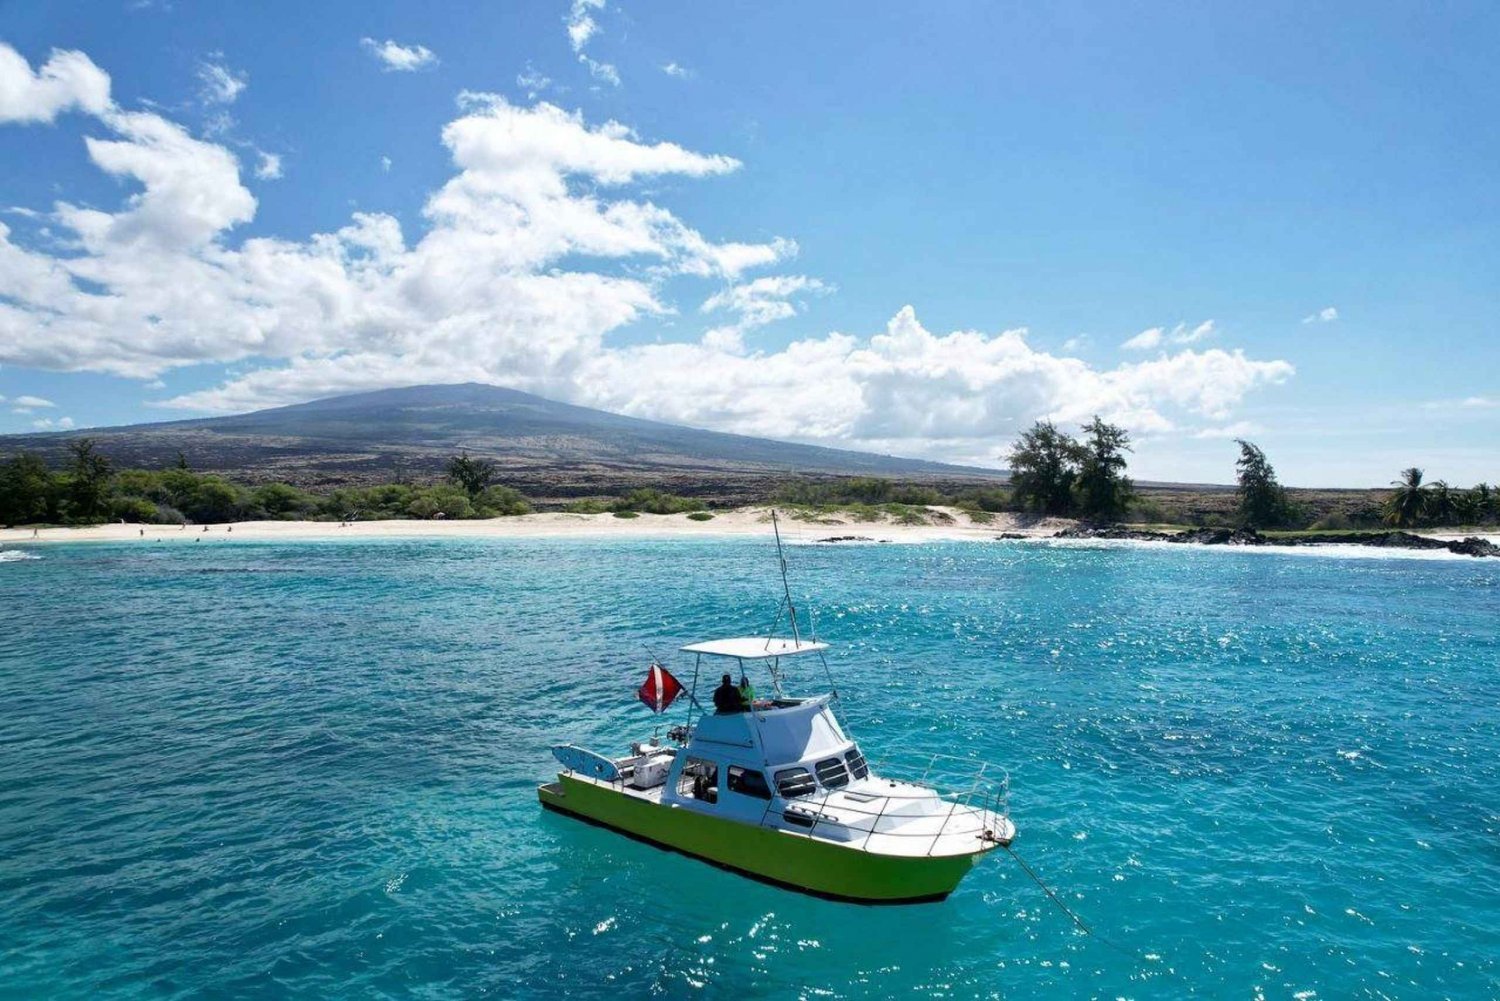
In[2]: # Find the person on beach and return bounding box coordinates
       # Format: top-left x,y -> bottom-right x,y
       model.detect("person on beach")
713,674 -> 746,714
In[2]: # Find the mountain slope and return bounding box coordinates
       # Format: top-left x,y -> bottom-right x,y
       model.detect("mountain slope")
0,384 -> 1002,494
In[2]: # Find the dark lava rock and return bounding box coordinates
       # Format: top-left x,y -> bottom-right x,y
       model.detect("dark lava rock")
1169,527 -> 1264,546
1055,524 -> 1498,558
1447,536 -> 1500,558
1052,524 -> 1174,542
815,535 -> 876,544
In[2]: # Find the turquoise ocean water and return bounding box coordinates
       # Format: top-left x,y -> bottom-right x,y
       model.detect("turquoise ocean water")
2,537 -> 1497,999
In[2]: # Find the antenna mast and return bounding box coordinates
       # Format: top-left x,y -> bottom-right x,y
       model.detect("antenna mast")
771,510 -> 801,646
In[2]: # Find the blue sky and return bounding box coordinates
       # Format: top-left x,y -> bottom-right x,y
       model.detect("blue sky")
0,1 -> 1496,486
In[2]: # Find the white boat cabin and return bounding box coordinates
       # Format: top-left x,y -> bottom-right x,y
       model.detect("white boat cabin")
595,636 -> 1012,857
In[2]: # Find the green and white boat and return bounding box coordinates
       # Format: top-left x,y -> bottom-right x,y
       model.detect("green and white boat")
538,526 -> 1015,904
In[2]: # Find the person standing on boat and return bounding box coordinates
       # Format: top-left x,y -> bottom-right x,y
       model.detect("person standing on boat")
737,673 -> 757,708
713,674 -> 747,713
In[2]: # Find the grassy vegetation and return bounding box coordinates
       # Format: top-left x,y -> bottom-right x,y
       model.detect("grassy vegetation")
0,442 -> 532,526
4,437 -> 1494,533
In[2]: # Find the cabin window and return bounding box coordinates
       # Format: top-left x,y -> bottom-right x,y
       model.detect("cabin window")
774,767 -> 816,799
727,766 -> 772,800
678,757 -> 718,804
815,757 -> 850,789
845,746 -> 869,780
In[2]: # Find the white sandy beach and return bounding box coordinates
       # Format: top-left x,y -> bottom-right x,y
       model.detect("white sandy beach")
4,511 -> 1495,560
0,506 -> 1071,547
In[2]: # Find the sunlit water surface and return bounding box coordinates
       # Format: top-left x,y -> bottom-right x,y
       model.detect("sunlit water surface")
2,537 -> 1497,999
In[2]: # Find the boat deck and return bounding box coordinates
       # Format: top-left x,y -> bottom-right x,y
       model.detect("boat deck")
555,773 -> 1012,859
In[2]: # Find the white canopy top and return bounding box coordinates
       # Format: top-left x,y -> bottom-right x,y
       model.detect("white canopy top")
679,636 -> 829,659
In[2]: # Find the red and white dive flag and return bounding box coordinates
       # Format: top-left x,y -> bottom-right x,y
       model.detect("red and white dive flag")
637,663 -> 684,713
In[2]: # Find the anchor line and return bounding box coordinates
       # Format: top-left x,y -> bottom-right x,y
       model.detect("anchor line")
1002,845 -> 1142,963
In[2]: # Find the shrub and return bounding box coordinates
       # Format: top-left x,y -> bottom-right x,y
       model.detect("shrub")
251,482 -> 315,518
1125,497 -> 1169,524
613,510 -> 640,519
407,485 -> 473,520
891,507 -> 928,526
110,496 -> 160,523
954,487 -> 1011,513
182,477 -> 246,523
476,485 -> 531,517
686,511 -> 714,521
565,498 -> 613,514
612,488 -> 705,515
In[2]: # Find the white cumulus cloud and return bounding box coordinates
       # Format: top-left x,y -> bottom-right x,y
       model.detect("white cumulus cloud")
568,0 -> 605,52
197,57 -> 246,105
0,43 -> 1297,465
254,150 -> 282,179
517,64 -> 552,100
1302,306 -> 1339,324
700,275 -> 830,353
30,415 -> 74,429
1122,320 -> 1215,351
1194,420 -> 1263,439
0,45 -> 111,123
13,395 -> 56,407
1122,327 -> 1162,351
360,37 -> 437,72
567,0 -> 619,87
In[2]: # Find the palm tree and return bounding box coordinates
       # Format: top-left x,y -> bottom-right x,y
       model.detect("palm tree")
1427,480 -> 1455,526
1475,482 -> 1495,523
1384,467 -> 1427,527
1454,489 -> 1484,526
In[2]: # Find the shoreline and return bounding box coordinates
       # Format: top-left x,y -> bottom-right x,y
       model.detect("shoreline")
0,507 -> 1065,546
2,509 -> 1494,558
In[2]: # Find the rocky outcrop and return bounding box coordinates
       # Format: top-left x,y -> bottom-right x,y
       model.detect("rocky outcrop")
1446,537 -> 1500,558
1050,524 -> 1498,557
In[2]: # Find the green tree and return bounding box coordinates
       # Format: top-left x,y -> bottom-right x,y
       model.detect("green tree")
1426,480 -> 1455,526
1234,439 -> 1289,528
184,477 -> 245,523
66,438 -> 113,520
477,484 -> 531,516
1073,416 -> 1134,521
1453,487 -> 1485,526
1007,421 -> 1083,515
0,452 -> 53,525
251,482 -> 314,518
1475,482 -> 1496,522
1383,467 -> 1427,527
408,485 -> 474,519
446,452 -> 497,498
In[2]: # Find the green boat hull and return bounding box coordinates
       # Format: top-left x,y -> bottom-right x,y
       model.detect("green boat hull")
538,776 -> 990,904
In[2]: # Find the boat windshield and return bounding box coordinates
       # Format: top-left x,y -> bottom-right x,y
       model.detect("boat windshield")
774,766 -> 816,798
845,745 -> 870,780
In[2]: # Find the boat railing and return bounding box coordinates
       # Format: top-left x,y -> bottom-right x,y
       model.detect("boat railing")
766,752 -> 1010,856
